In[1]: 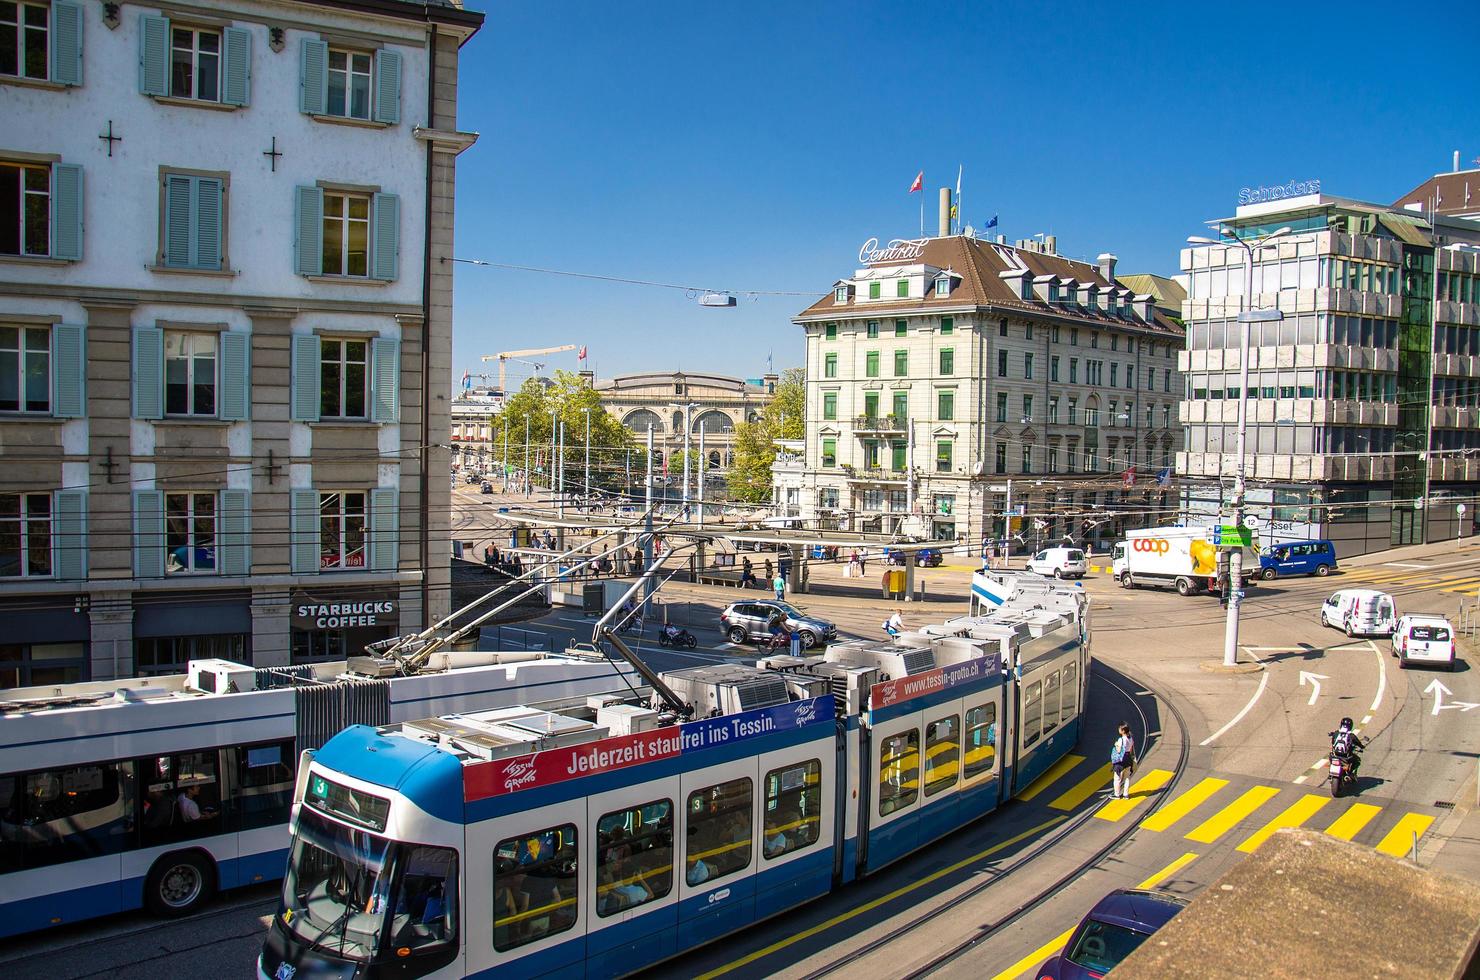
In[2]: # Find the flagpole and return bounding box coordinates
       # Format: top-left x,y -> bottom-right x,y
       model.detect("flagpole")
919,191 -> 924,237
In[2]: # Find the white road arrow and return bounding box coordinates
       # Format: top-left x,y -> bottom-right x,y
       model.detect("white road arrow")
1299,671 -> 1330,707
1426,678 -> 1480,715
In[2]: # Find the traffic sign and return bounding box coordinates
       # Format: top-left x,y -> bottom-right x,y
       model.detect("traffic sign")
1243,514 -> 1262,530
1213,525 -> 1252,549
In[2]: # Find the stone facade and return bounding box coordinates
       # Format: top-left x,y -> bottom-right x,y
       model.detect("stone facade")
593,371 -> 778,473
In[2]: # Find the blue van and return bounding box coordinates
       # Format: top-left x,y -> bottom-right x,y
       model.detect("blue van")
1260,539 -> 1337,579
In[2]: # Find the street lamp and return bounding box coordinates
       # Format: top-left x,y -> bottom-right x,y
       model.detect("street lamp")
582,406 -> 592,502
669,401 -> 700,516
1188,223 -> 1291,666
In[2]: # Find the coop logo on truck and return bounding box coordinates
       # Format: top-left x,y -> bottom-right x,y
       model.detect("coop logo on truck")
1132,538 -> 1171,554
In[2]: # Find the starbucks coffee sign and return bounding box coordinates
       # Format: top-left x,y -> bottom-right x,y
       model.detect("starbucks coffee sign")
291,593 -> 398,630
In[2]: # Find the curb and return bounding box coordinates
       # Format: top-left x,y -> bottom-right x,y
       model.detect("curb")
1198,660 -> 1266,675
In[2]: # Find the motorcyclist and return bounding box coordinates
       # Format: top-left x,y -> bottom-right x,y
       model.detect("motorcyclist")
1328,717 -> 1367,776
883,609 -> 904,639
661,623 -> 685,641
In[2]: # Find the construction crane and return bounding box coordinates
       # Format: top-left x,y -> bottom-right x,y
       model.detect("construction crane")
481,345 -> 578,391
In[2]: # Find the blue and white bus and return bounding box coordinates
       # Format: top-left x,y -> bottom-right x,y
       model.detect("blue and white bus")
258,583 -> 1089,979
0,650 -> 638,937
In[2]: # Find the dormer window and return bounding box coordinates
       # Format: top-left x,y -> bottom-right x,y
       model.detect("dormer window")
835,285 -> 848,303
1021,278 -> 1032,300
934,274 -> 950,297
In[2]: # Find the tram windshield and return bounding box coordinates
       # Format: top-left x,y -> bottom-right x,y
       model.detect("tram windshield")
278,808 -> 458,961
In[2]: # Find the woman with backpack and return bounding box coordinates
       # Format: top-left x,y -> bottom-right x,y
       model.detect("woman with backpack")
1110,723 -> 1136,799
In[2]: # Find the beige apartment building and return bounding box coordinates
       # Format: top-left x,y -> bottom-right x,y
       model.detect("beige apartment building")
0,0 -> 482,683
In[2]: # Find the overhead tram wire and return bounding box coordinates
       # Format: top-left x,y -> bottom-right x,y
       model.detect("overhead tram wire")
444,257 -> 818,299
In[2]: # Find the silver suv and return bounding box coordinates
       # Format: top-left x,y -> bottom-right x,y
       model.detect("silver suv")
719,600 -> 837,649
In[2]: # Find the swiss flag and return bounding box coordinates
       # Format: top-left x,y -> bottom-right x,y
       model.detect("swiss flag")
578,346 -> 587,360
909,171 -> 923,193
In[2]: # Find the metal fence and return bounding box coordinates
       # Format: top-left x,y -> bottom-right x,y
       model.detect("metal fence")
1460,598 -> 1478,639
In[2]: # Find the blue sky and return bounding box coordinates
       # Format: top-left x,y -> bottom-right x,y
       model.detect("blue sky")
450,0 -> 1474,385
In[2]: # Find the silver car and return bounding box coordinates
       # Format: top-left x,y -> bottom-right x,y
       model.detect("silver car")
719,600 -> 837,649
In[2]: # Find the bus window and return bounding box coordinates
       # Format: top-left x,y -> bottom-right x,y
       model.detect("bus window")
140,750 -> 222,845
1060,662 -> 1078,723
389,844 -> 458,952
1022,681 -> 1043,748
493,824 -> 578,951
763,760 -> 821,859
0,762 -> 135,872
924,716 -> 960,797
685,778 -> 752,886
596,799 -> 673,916
1042,672 -> 1061,736
964,703 -> 997,778
878,730 -> 919,816
232,739 -> 295,832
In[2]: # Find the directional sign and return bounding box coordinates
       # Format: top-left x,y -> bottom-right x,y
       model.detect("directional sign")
1299,671 -> 1329,707
1425,678 -> 1480,716
1214,525 -> 1253,549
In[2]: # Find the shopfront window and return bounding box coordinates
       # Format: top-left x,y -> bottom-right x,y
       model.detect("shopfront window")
135,633 -> 247,676
0,641 -> 85,687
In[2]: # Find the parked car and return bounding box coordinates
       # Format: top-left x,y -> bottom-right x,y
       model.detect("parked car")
480,481 -> 493,494
1026,546 -> 1088,579
1259,539 -> 1337,579
1391,613 -> 1456,670
1320,589 -> 1397,637
718,600 -> 837,649
1036,888 -> 1189,980
885,548 -> 944,567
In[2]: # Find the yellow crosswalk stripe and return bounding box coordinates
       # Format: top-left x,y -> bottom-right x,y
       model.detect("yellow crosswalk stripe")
1049,763 -> 1113,811
1325,802 -> 1382,841
1236,793 -> 1331,853
989,927 -> 1074,980
1444,583 -> 1480,596
1095,769 -> 1173,822
1184,785 -> 1281,843
1016,753 -> 1085,801
1141,776 -> 1228,832
1375,813 -> 1436,858
1137,851 -> 1199,888
1426,575 -> 1480,589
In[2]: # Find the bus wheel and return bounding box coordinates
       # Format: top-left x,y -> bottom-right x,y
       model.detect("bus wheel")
145,851 -> 215,917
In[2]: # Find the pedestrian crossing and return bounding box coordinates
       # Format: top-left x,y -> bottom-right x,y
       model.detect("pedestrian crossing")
1336,563 -> 1480,596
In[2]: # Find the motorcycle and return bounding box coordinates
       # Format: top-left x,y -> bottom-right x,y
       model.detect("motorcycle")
658,626 -> 697,649
1327,728 -> 1362,798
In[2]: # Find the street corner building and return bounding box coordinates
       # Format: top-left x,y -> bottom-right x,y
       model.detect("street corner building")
0,0 -> 484,683
1179,174 -> 1480,556
775,205 -> 1185,552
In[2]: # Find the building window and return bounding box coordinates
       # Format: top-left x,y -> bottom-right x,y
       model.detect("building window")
1024,353 -> 1034,380
1050,356 -> 1060,382
165,491 -> 216,574
893,350 -> 908,377
136,633 -> 246,676
1052,326 -> 1060,343
939,348 -> 953,374
994,443 -> 1006,474
170,26 -> 220,101
998,319 -> 1008,337
1,0 -> 47,80
862,392 -> 878,420
820,438 -> 836,467
938,390 -> 953,420
0,491 -> 51,577
1068,397 -> 1077,423
819,487 -> 839,509
327,47 -> 372,119
1047,446 -> 1058,472
1025,324 -> 1033,340
1164,369 -> 1171,393
1111,335 -> 1119,352
933,493 -> 954,516
868,281 -> 881,300
862,488 -> 883,510
834,286 -> 848,303
940,316 -> 953,334
824,323 -> 837,340
1022,395 -> 1033,421
1126,365 -> 1134,389
866,320 -> 879,339
896,280 -> 909,298
934,276 -> 950,297
996,392 -> 1007,423
891,440 -> 906,471
159,172 -> 226,270
320,338 -> 368,419
1110,363 -> 1118,387
1048,396 -> 1059,423
1070,328 -> 1078,346
319,490 -> 367,570
1021,445 -> 1032,473
0,641 -> 87,686
322,191 -> 370,277
1163,404 -> 1172,427
1,324 -> 49,412
822,392 -> 836,420
997,350 -> 1007,377
935,440 -> 952,472
0,160 -> 49,257
165,332 -> 217,417
823,352 -> 837,378
895,319 -> 907,337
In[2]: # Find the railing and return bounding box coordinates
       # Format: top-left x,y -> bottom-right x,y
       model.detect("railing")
853,415 -> 908,431
1460,598 -> 1478,639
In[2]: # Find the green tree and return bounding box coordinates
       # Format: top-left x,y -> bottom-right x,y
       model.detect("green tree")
727,368 -> 805,502
493,371 -> 639,491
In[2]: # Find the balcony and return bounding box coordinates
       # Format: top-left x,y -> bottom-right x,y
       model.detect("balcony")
853,414 -> 908,433
842,464 -> 909,484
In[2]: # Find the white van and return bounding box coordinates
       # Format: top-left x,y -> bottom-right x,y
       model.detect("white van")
1391,614 -> 1456,670
1319,589 -> 1397,638
1026,546 -> 1088,579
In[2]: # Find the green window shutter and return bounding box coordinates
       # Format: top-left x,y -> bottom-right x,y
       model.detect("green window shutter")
892,392 -> 908,420
221,25 -> 252,106
894,351 -> 908,376
372,49 -> 402,124
132,489 -> 165,578
863,392 -> 878,418
290,488 -> 319,574
138,14 -> 169,96
891,441 -> 906,471
218,330 -> 250,420
938,391 -> 953,421
940,317 -> 953,334
368,486 -> 399,571
195,177 -> 223,271
50,162 -> 83,261
218,489 -> 251,577
370,336 -> 400,422
868,282 -> 880,299
294,185 -> 324,277
299,38 -> 328,114
822,392 -> 836,420
865,351 -> 878,377
821,439 -> 836,467
940,348 -> 953,374
162,173 -> 192,267
290,334 -> 321,421
132,325 -> 164,419
53,489 -> 88,580
371,192 -> 399,281
51,323 -> 85,417
49,0 -> 82,85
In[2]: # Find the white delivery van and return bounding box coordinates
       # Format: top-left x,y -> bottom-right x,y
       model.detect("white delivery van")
1320,589 -> 1397,638
1025,546 -> 1088,579
1111,527 -> 1256,596
1391,614 -> 1456,670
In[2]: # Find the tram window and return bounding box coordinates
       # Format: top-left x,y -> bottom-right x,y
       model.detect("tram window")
233,739 -> 296,832
685,778 -> 753,886
1022,682 -> 1043,748
878,730 -> 920,816
390,844 -> 459,952
763,760 -> 822,859
1042,671 -> 1061,737
596,799 -> 673,916
140,750 -> 222,845
493,824 -> 578,951
1060,662 -> 1078,723
964,703 -> 997,778
0,762 -> 135,872
924,716 -> 960,796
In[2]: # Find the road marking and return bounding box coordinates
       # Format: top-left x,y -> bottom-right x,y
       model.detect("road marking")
1141,777 -> 1229,832
1138,851 -> 1199,888
1425,575 -> 1480,589
1375,813 -> 1436,858
1367,641 -> 1387,714
1236,793 -> 1331,853
1293,775 -> 1308,784
1200,670 -> 1270,746
1325,802 -> 1382,841
698,814 -> 1071,979
989,927 -> 1075,980
1048,763 -> 1113,811
1184,785 -> 1281,843
1095,769 -> 1173,822
1361,714 -> 1373,725
1298,671 -> 1329,706
1016,754 -> 1085,802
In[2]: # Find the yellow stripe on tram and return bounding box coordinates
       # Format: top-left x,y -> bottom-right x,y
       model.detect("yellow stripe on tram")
1375,813 -> 1436,858
1140,776 -> 1228,832
1048,763 -> 1113,811
1325,802 -> 1382,841
1236,793 -> 1330,853
1016,753 -> 1084,801
1184,785 -> 1281,844
1095,769 -> 1173,822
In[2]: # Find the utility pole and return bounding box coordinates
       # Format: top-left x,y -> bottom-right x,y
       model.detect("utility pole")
502,422 -> 509,491
583,407 -> 591,502
644,425 -> 655,609
698,424 -> 706,529
524,416 -> 530,498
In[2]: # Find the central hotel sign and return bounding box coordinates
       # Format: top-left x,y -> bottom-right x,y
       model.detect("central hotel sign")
858,237 -> 928,264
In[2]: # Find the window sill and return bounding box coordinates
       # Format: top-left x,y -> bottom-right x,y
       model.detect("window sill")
0,74 -> 69,92
309,113 -> 391,130
0,413 -> 64,423
155,417 -> 233,427
308,419 -> 378,428
304,274 -> 390,287
147,264 -> 238,278
152,95 -> 240,112
0,253 -> 73,267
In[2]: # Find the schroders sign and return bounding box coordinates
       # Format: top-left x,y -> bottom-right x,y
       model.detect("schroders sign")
1238,179 -> 1321,205
858,237 -> 928,264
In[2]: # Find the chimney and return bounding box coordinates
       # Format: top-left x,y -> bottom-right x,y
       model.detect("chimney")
1097,252 -> 1117,282
939,187 -> 952,237
1455,150 -> 1462,173
1043,235 -> 1057,255
578,369 -> 595,386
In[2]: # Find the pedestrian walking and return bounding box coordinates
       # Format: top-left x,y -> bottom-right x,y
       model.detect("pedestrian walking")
1110,723 -> 1136,799
764,558 -> 773,583
773,573 -> 785,600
